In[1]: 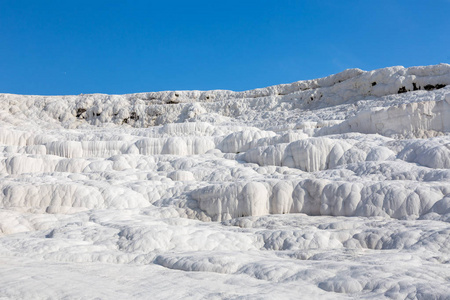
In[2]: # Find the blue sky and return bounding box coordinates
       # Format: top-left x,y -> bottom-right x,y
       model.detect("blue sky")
1,0 -> 449,95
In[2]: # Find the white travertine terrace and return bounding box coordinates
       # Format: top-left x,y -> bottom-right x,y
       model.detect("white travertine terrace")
0,64 -> 449,299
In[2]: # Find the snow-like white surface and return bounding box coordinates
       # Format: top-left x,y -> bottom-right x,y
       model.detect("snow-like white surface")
1,64 -> 450,299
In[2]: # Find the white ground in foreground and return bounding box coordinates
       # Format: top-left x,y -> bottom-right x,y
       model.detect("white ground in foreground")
0,64 -> 449,299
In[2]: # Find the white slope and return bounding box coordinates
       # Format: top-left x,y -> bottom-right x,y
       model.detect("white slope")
0,64 -> 449,299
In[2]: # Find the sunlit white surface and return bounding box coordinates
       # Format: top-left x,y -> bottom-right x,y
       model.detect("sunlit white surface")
0,64 -> 449,299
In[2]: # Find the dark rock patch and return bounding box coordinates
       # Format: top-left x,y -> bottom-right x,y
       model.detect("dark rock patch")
130,112 -> 139,121
398,86 -> 407,94
424,84 -> 446,91
76,108 -> 86,118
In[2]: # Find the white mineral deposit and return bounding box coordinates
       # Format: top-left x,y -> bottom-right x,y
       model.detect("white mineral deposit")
0,64 -> 449,299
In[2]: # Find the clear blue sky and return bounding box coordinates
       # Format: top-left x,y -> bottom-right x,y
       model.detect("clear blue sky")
1,0 -> 449,95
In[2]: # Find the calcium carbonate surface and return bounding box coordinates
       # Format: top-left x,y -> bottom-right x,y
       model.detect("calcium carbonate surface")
0,64 -> 449,299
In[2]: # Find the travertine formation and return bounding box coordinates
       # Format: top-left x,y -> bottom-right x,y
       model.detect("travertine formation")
0,64 -> 449,299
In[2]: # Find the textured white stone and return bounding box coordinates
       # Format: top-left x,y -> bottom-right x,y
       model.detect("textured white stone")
0,64 -> 449,299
